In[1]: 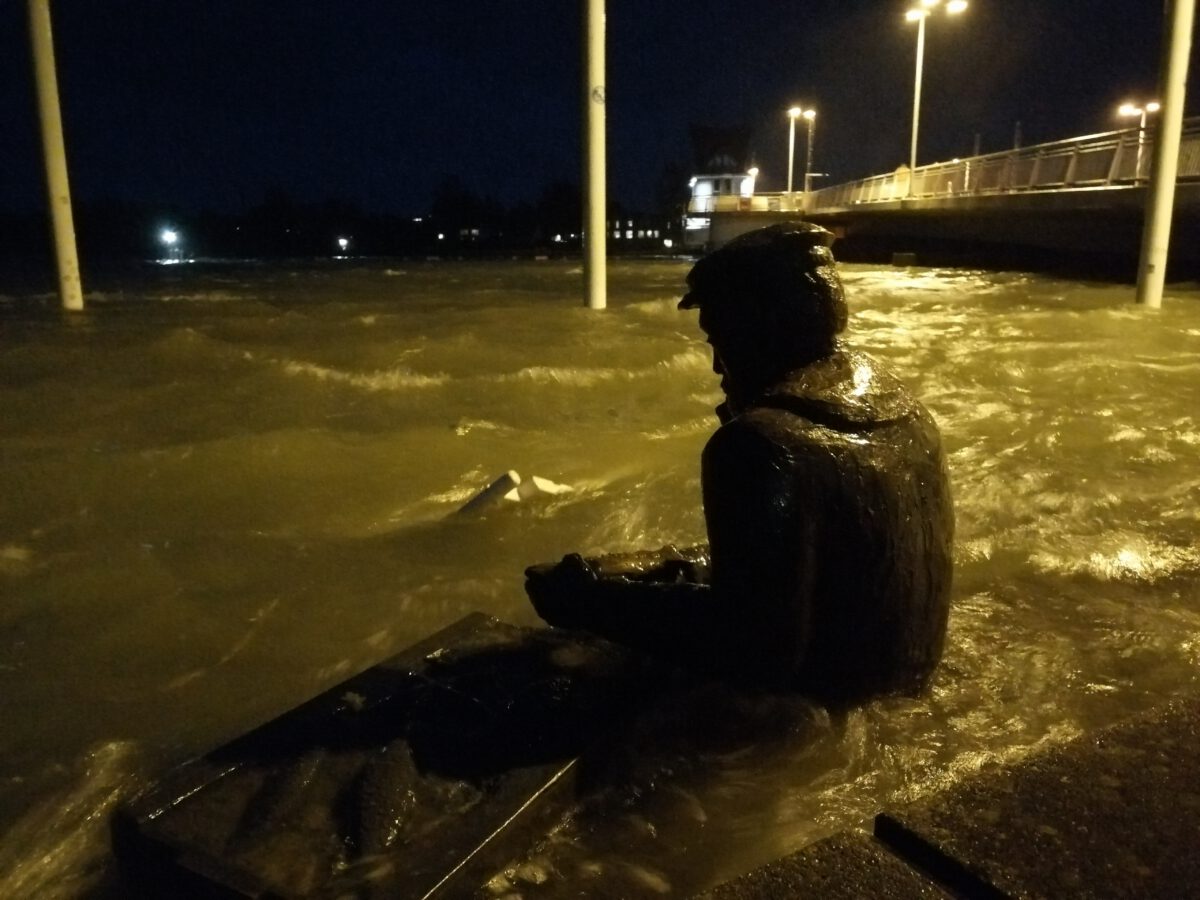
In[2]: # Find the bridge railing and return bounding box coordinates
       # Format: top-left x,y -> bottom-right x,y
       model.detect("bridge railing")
746,116 -> 1200,214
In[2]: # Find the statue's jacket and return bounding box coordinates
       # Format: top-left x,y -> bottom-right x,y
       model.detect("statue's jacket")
701,348 -> 955,700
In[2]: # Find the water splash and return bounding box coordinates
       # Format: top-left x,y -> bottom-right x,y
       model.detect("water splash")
0,742 -> 141,900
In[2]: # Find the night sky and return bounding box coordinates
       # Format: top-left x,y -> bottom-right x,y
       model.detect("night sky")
0,0 -> 1192,217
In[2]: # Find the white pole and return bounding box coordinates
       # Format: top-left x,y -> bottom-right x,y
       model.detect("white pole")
583,0 -> 607,310
28,0 -> 83,311
1136,0 -> 1196,309
787,114 -> 797,195
804,114 -> 816,194
908,13 -> 927,196
1136,109 -> 1149,179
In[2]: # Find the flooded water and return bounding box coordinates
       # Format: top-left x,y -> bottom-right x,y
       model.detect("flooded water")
1,258 -> 1199,897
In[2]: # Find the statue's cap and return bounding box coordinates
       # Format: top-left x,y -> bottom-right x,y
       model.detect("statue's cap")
678,222 -> 838,311
678,222 -> 847,340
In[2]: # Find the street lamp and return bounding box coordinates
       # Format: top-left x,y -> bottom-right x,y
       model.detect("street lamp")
802,108 -> 817,194
906,0 -> 968,195
787,106 -> 802,194
160,228 -> 180,263
787,106 -> 818,200
1119,100 -> 1161,179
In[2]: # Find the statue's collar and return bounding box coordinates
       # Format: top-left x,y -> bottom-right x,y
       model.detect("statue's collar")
756,350 -> 913,428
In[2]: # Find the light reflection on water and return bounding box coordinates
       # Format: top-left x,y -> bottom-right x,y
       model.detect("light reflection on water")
1,260 -> 1199,897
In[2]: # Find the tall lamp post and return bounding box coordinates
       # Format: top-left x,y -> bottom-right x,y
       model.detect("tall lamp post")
802,108 -> 817,194
1118,100 -> 1161,179
786,106 -> 802,195
906,0 -> 968,196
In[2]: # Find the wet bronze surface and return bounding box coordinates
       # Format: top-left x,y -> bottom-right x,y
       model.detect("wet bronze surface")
113,614 -> 651,898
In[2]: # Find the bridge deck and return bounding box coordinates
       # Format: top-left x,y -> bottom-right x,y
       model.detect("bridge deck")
693,118 -> 1200,271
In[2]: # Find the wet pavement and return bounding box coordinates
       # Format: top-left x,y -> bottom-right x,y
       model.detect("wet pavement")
702,693 -> 1200,899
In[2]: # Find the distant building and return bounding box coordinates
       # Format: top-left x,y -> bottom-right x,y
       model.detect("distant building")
684,171 -> 762,250
607,217 -> 674,252
682,123 -> 760,250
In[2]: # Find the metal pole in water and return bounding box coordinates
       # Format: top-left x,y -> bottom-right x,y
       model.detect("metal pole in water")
28,0 -> 83,311
582,0 -> 607,310
1136,0 -> 1195,308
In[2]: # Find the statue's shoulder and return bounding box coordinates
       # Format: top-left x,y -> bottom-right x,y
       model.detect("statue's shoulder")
761,349 -> 926,430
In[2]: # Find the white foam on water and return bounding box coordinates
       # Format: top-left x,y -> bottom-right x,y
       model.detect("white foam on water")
498,365 -> 625,387
453,418 -> 512,436
494,348 -> 709,389
0,544 -> 34,577
643,416 -> 715,441
281,359 -> 449,390
0,742 -> 141,900
1030,535 -> 1200,583
656,347 -> 710,372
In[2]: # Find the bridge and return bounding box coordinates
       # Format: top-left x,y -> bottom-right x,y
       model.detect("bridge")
692,117 -> 1200,273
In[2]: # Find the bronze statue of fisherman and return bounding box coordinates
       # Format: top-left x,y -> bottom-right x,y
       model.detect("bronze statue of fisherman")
526,223 -> 954,704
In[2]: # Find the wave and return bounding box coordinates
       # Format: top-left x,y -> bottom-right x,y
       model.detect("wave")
281,360 -> 449,391
0,543 -> 34,577
1030,535 -> 1200,583
643,416 -> 715,441
149,325 -> 230,352
498,366 -> 624,387
496,349 -> 710,388
625,297 -> 688,317
657,347 -> 710,372
453,418 -> 512,437
156,291 -> 245,303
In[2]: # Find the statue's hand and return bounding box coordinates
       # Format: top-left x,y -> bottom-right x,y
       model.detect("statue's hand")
524,553 -> 600,628
592,544 -> 711,585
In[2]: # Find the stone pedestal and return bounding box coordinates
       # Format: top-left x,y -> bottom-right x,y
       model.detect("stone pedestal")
113,614 -> 650,898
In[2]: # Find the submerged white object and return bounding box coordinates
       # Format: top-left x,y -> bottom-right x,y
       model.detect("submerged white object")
458,471 -> 572,514
505,475 -> 573,502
